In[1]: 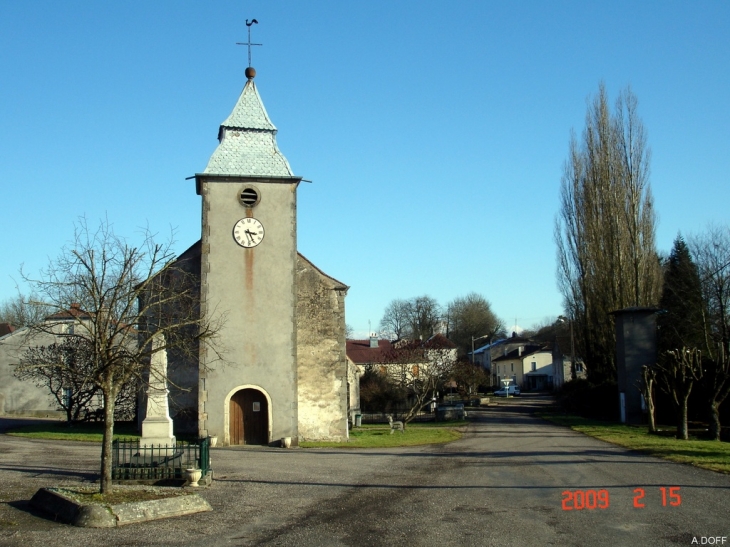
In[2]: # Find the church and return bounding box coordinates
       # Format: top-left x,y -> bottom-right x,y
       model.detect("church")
161,64 -> 355,446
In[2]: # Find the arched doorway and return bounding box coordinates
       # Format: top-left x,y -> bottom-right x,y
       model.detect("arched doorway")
229,388 -> 269,445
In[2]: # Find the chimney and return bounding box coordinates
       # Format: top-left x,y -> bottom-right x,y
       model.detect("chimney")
369,333 -> 378,348
519,346 -> 523,357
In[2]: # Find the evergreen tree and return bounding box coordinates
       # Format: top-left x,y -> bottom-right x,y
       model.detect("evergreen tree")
657,236 -> 706,353
656,235 -> 707,439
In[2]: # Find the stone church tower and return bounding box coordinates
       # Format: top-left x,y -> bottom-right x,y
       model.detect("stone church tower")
163,66 -> 352,446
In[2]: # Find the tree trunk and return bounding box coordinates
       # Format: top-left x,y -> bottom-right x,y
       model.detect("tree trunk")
646,385 -> 656,433
677,393 -> 689,440
99,386 -> 116,494
641,366 -> 656,433
708,400 -> 722,441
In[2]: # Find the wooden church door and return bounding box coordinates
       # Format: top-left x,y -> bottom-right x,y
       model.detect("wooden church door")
229,389 -> 268,445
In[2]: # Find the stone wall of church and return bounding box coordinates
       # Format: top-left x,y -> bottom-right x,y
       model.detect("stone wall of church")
296,256 -> 349,441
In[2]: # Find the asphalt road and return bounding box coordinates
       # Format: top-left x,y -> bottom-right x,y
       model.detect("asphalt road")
1,395 -> 728,546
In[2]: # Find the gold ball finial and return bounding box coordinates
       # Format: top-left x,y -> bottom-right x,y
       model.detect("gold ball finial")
245,66 -> 256,80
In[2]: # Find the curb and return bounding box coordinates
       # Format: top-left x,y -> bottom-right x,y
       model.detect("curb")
30,487 -> 212,527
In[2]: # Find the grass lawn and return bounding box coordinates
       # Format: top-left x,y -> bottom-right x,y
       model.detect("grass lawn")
6,420 -> 464,448
541,413 -> 730,474
300,422 -> 465,448
5,421 -> 141,442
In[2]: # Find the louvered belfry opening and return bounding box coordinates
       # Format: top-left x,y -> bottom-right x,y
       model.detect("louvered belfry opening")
239,187 -> 259,207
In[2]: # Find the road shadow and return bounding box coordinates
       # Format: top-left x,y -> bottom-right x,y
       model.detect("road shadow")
0,464 -> 97,481
5,499 -> 58,525
0,417 -> 63,434
213,476 -> 730,491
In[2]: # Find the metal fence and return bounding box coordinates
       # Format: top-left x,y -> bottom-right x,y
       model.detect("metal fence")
358,409 -> 435,424
111,438 -> 210,481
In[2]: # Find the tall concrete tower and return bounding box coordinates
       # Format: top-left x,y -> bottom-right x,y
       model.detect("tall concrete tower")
195,67 -> 301,445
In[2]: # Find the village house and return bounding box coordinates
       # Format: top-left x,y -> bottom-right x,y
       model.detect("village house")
492,343 -> 554,391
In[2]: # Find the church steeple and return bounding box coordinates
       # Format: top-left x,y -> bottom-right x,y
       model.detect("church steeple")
203,69 -> 294,177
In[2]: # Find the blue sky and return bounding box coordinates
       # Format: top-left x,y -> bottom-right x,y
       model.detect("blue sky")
1,1 -> 728,337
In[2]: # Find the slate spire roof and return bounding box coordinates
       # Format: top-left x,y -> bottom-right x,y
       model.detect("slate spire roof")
203,70 -> 294,177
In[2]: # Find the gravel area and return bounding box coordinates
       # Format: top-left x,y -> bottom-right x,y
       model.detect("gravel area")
1,397 -> 729,546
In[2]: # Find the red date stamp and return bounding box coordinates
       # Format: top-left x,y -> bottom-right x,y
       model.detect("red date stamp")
561,487 -> 681,510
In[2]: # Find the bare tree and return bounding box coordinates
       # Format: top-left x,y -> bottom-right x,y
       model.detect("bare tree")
379,299 -> 410,340
451,359 -> 490,398
446,292 -> 504,356
378,336 -> 456,426
21,218 -> 223,493
405,296 -> 442,341
656,348 -> 703,440
0,294 -> 49,328
16,338 -> 100,423
555,83 -> 662,384
15,336 -> 137,423
690,223 -> 730,439
380,296 -> 443,341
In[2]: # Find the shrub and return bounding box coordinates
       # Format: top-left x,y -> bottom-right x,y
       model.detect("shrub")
557,379 -> 619,421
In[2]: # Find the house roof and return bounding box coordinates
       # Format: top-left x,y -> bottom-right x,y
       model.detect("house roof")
609,306 -> 662,316
492,344 -> 549,362
472,335 -> 531,354
424,333 -> 457,349
44,303 -> 92,321
202,73 -> 294,177
346,339 -> 393,364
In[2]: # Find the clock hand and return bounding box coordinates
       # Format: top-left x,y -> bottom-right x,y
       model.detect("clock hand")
245,229 -> 255,244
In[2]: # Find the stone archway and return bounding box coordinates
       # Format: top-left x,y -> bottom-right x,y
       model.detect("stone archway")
229,388 -> 269,445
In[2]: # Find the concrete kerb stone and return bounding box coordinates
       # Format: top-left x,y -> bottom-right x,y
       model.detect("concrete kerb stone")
30,486 -> 212,528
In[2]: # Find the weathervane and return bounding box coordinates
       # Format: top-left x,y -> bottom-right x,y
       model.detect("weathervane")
236,19 -> 261,68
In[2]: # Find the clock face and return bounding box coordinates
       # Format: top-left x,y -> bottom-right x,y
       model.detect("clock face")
233,217 -> 265,248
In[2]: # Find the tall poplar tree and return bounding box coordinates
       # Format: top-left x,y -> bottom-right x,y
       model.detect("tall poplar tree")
555,83 -> 662,384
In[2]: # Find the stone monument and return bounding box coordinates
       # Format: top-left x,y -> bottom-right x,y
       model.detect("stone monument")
140,333 -> 176,448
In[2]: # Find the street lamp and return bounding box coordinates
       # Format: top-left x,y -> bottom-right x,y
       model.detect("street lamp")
557,316 -> 577,382
471,334 -> 492,365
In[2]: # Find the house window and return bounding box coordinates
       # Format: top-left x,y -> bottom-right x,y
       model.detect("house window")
411,365 -> 419,377
66,323 -> 74,335
511,363 -> 514,372
531,362 -> 536,372
576,363 -> 584,373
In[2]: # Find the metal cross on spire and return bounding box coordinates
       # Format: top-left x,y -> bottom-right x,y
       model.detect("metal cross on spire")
236,19 -> 261,68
